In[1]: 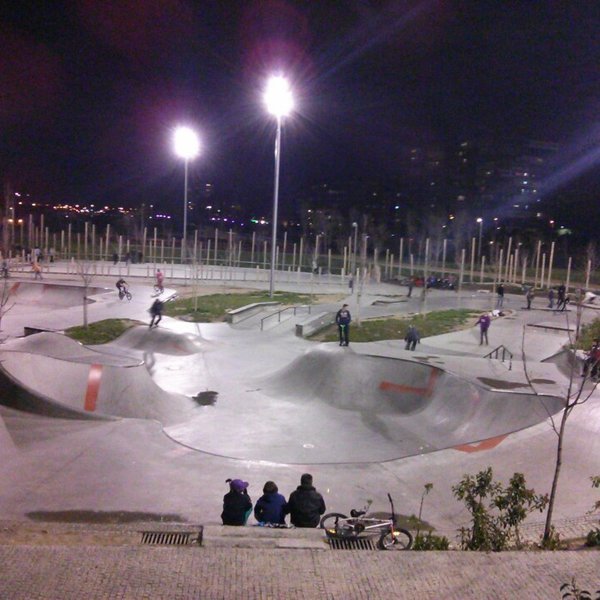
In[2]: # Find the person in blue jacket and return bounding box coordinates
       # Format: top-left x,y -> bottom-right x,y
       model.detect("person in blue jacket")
254,481 -> 287,526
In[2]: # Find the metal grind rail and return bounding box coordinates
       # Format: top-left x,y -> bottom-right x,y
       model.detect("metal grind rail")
260,305 -> 312,330
484,345 -> 513,370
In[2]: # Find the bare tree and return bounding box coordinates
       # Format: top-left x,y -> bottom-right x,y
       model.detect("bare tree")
0,276 -> 15,337
76,260 -> 95,328
521,290 -> 599,543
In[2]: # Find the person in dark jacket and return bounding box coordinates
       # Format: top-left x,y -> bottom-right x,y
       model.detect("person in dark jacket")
221,478 -> 252,526
254,481 -> 287,525
285,473 -> 326,528
404,325 -> 420,351
335,304 -> 351,346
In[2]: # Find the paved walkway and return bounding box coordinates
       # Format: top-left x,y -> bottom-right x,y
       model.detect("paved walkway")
1,522 -> 599,599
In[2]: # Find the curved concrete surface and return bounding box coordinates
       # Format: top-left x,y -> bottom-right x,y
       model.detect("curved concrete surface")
7,282 -> 109,307
164,345 -> 564,464
0,332 -> 197,425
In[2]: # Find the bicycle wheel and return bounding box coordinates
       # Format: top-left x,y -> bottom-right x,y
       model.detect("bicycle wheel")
319,513 -> 348,529
377,528 -> 413,550
125,291 -> 132,301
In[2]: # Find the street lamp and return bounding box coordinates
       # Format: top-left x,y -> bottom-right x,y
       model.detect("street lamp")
173,126 -> 200,262
264,75 -> 294,297
476,217 -> 483,259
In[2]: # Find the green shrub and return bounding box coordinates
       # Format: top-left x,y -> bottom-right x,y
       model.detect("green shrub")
412,532 -> 450,551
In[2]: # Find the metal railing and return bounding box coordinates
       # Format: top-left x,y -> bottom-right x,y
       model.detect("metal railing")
484,345 -> 513,370
260,305 -> 312,331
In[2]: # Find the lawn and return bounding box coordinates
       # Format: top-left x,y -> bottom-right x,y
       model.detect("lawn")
163,291 -> 316,322
311,309 -> 481,343
65,319 -> 140,345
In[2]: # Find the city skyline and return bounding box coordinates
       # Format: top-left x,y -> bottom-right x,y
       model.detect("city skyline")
1,1 -> 599,230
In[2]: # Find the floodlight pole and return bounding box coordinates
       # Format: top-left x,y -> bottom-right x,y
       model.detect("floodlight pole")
182,157 -> 189,263
269,116 -> 282,298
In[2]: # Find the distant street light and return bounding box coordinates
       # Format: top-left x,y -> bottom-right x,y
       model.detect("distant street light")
476,217 -> 483,259
173,126 -> 200,262
264,75 -> 294,297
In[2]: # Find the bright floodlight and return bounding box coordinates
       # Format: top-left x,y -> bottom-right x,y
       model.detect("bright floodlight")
174,126 -> 200,160
264,76 -> 294,118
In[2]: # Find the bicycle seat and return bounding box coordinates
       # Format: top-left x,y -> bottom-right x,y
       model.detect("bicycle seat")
350,510 -> 366,518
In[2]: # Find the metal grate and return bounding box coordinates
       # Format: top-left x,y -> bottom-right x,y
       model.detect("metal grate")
328,536 -> 377,551
141,529 -> 203,546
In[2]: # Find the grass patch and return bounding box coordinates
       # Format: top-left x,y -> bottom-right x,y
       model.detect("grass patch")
164,291 -> 315,322
310,309 -> 480,343
576,318 -> 600,350
65,319 -> 140,345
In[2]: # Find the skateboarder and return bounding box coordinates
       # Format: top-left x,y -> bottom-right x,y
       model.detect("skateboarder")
149,298 -> 164,328
335,304 -> 351,346
476,313 -> 491,345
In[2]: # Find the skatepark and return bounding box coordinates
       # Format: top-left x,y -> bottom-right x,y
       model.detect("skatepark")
1,263 -> 599,598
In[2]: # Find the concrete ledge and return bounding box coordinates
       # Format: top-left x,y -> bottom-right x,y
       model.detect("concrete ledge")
225,302 -> 280,324
295,312 -> 335,337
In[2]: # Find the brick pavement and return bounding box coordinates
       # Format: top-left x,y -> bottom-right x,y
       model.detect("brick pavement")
1,544 -> 599,599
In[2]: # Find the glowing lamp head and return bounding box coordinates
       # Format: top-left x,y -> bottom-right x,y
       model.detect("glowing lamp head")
174,126 -> 200,160
264,76 -> 294,118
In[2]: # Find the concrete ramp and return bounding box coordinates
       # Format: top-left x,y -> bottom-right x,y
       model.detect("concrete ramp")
8,282 -> 109,307
0,348 -> 197,425
99,326 -> 204,355
166,345 -> 565,464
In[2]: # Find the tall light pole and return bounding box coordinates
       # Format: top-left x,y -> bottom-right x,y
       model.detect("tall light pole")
351,222 -> 358,277
173,126 -> 200,263
264,75 -> 293,297
476,217 -> 483,260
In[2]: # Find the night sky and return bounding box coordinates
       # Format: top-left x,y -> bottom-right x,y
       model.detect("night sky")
1,1 -> 599,219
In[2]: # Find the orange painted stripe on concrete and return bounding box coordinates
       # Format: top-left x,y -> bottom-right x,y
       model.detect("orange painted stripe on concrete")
84,364 -> 103,412
9,282 -> 20,295
379,368 -> 440,397
453,434 -> 508,453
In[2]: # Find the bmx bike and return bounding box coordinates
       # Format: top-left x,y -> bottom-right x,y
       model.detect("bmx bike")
320,493 -> 413,550
118,288 -> 132,301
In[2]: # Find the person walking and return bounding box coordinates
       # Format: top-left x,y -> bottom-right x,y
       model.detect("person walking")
155,268 -> 164,293
285,473 -> 326,528
404,325 -> 420,351
496,283 -> 505,309
476,313 -> 491,346
254,481 -> 287,526
335,303 -> 352,347
548,288 -> 555,309
526,287 -> 534,309
149,298 -> 164,328
556,284 -> 566,310
221,479 -> 252,526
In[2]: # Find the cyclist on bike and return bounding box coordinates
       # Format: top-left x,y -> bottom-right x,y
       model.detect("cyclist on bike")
155,269 -> 164,293
116,278 -> 128,298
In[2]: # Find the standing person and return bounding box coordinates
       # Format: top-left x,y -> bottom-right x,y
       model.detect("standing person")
558,293 -> 570,312
526,287 -> 535,309
149,298 -> 164,328
32,262 -> 42,280
285,473 -> 326,528
348,275 -> 354,294
335,303 -> 351,347
548,288 -> 555,309
155,268 -> 164,293
221,479 -> 252,526
582,339 -> 600,379
112,252 -> 119,265
407,277 -> 414,298
254,481 -> 287,526
475,313 -> 491,346
496,283 -> 505,308
404,325 -> 420,351
557,284 -> 566,310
